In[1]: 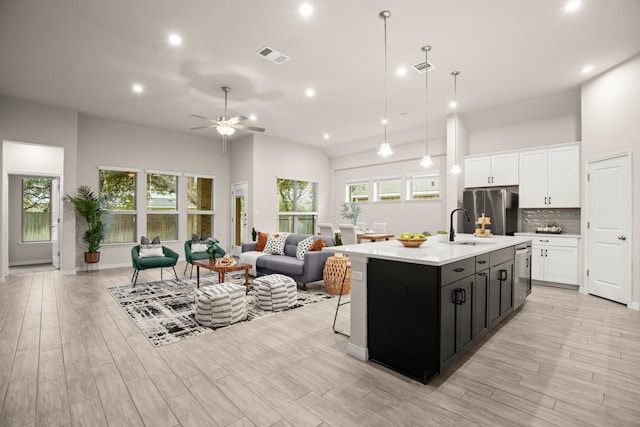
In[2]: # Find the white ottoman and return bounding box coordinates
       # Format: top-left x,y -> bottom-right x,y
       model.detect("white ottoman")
194,283 -> 247,327
253,274 -> 297,311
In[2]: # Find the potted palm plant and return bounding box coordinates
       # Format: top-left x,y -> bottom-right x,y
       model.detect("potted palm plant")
64,185 -> 108,264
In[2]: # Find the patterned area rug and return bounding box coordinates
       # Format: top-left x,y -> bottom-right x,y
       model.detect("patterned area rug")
108,276 -> 334,347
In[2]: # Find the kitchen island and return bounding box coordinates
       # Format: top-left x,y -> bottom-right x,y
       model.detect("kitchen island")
326,234 -> 532,384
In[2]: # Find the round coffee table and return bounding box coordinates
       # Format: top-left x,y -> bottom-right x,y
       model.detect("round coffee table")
323,256 -> 351,295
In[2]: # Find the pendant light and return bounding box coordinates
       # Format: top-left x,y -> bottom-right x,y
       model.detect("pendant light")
450,71 -> 461,174
420,45 -> 433,168
377,10 -> 393,157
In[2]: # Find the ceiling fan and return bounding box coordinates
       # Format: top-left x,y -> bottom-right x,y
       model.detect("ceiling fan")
191,86 -> 265,154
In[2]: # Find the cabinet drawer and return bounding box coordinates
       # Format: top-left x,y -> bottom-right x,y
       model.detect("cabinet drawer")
441,258 -> 476,285
475,253 -> 490,270
532,236 -> 579,248
490,247 -> 514,267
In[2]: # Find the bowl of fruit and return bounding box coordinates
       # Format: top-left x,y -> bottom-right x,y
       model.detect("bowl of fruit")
397,232 -> 428,248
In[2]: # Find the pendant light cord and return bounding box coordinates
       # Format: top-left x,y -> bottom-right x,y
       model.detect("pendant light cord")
424,47 -> 430,156
383,13 -> 388,144
452,71 -> 459,165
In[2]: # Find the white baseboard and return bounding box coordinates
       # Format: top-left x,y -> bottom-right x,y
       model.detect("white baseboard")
578,286 -> 587,294
346,342 -> 368,361
629,301 -> 640,311
75,261 -> 131,272
9,259 -> 52,266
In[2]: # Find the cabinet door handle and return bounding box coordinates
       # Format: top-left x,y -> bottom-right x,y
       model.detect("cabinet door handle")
478,272 -> 488,277
461,288 -> 467,304
544,196 -> 548,205
488,176 -> 491,184
491,176 -> 494,184
548,196 -> 551,205
453,288 -> 463,305
499,269 -> 507,281
525,259 -> 529,268
540,239 -> 549,242
453,267 -> 465,273
545,249 -> 548,257
477,260 -> 488,265
618,235 -> 627,241
541,249 -> 544,257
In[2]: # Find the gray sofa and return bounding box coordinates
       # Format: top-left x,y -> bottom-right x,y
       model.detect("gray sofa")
241,233 -> 335,287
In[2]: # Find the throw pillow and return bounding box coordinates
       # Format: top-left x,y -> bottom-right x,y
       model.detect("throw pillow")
295,236 -> 315,260
255,232 -> 268,251
308,238 -> 326,252
191,243 -> 207,253
139,235 -> 163,258
263,233 -> 288,255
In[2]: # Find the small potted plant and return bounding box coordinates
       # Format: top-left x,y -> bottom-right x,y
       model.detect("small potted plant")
436,230 -> 448,242
340,201 -> 361,226
64,185 -> 108,264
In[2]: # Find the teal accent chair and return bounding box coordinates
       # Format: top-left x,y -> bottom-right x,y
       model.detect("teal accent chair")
184,240 -> 226,279
131,245 -> 179,286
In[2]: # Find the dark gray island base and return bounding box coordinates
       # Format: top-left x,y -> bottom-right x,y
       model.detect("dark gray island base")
367,246 -> 516,384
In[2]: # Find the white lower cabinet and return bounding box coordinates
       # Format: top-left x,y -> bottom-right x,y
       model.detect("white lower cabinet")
531,236 -> 579,285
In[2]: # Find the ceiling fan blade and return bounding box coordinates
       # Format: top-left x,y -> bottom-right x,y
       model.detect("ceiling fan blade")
234,124 -> 266,132
190,125 -> 215,130
191,114 -> 214,121
227,115 -> 248,125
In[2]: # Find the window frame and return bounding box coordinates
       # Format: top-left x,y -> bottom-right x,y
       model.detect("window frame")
406,171 -> 441,201
345,180 -> 369,203
373,176 -> 402,202
21,176 -> 52,243
185,173 -> 216,239
99,166 -> 140,244
276,177 -> 318,234
146,169 -> 180,241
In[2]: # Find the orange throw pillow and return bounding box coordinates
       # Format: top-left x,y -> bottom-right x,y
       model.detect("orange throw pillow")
255,232 -> 268,251
308,238 -> 326,252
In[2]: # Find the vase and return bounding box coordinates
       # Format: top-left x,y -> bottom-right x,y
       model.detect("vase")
351,218 -> 357,226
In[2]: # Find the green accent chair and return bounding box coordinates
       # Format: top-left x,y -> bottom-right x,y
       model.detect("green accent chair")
131,245 -> 179,286
184,240 -> 226,279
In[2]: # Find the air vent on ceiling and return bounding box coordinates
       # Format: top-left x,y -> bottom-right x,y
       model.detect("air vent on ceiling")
398,112 -> 413,119
412,60 -> 436,73
256,46 -> 291,64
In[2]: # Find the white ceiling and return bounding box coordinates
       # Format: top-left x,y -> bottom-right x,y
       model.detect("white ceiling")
1,0 -> 639,157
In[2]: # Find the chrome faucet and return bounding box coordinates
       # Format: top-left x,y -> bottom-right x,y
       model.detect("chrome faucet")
450,208 -> 471,241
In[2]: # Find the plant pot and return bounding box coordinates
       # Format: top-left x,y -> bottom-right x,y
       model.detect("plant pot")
437,234 -> 448,243
84,251 -> 100,264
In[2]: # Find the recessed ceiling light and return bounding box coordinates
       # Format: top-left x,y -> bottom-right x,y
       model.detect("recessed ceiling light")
305,88 -> 315,98
449,101 -> 457,109
168,33 -> 182,47
396,67 -> 407,77
249,114 -> 257,121
381,118 -> 388,124
564,0 -> 581,13
323,133 -> 330,140
132,83 -> 144,94
299,3 -> 313,17
581,65 -> 594,73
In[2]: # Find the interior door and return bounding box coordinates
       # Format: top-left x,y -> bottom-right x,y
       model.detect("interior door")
51,177 -> 60,269
230,182 -> 248,257
586,154 -> 631,304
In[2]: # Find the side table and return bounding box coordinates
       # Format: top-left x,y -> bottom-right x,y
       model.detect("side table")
323,256 -> 351,295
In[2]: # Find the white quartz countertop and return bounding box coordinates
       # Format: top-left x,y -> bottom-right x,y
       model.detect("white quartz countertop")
325,234 -> 533,266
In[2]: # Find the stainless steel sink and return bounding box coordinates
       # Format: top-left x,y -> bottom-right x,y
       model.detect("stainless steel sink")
447,240 -> 496,246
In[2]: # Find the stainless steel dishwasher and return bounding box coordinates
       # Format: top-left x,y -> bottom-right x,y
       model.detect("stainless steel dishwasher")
514,242 -> 532,309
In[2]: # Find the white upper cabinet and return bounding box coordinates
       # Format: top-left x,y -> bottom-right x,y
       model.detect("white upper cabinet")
464,152 -> 519,188
519,143 -> 580,208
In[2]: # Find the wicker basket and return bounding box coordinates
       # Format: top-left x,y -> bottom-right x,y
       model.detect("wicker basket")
397,238 -> 427,248
323,256 -> 351,295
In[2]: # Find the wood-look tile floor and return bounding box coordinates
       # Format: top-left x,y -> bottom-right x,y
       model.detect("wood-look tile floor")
1,265 -> 639,426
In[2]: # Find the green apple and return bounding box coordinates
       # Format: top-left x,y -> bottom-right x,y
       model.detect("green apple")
400,232 -> 412,239
412,233 -> 425,239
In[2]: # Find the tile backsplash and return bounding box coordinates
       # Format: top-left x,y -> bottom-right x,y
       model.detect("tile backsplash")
520,208 -> 581,235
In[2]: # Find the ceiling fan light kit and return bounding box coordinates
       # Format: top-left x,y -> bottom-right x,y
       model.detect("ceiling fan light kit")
191,86 -> 265,154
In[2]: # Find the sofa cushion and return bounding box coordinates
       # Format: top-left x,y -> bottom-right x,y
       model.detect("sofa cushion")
138,255 -> 174,268
296,236 -> 314,260
263,255 -> 304,276
255,232 -> 268,251
284,234 -> 307,257
264,233 -> 288,255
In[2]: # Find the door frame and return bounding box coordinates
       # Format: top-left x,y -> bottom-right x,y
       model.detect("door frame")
230,181 -> 249,257
584,150 -> 633,307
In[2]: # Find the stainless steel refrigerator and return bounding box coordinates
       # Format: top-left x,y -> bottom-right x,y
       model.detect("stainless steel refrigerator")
462,189 -> 518,235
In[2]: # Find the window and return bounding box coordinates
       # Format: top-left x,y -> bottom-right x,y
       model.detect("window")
22,177 -> 52,242
277,178 -> 317,234
186,175 -> 214,238
147,172 -> 178,241
99,169 -> 137,243
407,173 -> 440,200
373,177 -> 401,201
346,181 -> 369,202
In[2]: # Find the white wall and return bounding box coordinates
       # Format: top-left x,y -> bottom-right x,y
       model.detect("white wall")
252,134 -> 331,234
581,53 -> 640,306
8,175 -> 52,265
0,95 -> 77,279
229,134 -> 254,244
76,115 -> 229,268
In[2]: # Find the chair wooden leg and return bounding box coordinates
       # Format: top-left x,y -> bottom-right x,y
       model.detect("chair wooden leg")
172,266 -> 178,281
189,264 -> 194,280
183,263 -> 188,275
